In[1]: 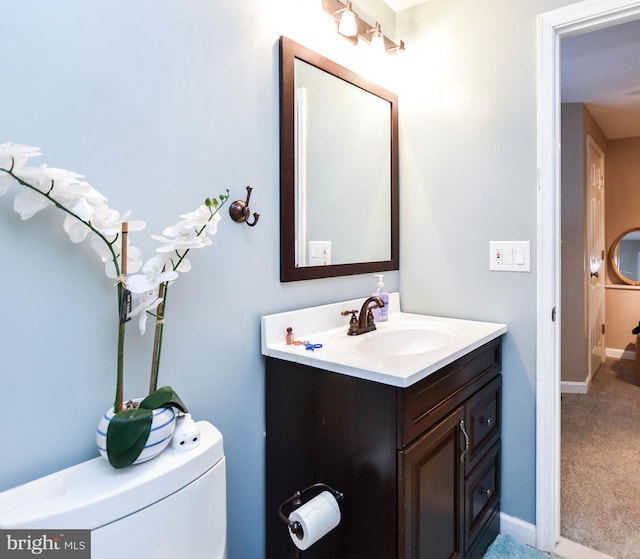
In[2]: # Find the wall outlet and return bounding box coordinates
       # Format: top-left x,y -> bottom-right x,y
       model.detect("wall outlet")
490,241 -> 530,272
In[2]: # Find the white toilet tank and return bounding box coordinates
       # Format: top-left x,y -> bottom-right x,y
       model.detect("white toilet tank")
0,421 -> 227,559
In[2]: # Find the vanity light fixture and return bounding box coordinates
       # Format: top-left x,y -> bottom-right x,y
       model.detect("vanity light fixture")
321,0 -> 405,55
321,0 -> 366,45
369,22 -> 386,53
387,39 -> 406,55
338,1 -> 358,37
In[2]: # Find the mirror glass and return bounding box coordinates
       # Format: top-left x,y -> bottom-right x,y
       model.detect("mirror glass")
280,36 -> 399,282
609,228 -> 640,285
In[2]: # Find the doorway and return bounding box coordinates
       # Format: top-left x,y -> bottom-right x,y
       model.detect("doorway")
536,0 -> 640,551
536,0 -> 640,555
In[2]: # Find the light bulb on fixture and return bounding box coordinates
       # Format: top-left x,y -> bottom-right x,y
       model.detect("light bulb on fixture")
320,0 -> 405,54
370,22 -> 386,53
390,39 -> 406,55
338,1 -> 358,37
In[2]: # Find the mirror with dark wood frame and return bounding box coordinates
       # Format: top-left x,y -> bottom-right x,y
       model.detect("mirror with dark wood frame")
279,36 -> 399,282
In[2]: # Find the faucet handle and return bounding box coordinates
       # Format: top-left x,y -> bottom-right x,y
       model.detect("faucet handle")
341,309 -> 359,335
366,307 -> 376,328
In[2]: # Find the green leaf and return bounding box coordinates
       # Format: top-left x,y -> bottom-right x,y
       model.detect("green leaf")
106,408 -> 153,469
139,385 -> 188,413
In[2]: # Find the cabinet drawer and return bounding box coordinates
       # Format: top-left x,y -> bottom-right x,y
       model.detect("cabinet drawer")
464,442 -> 500,553
464,375 -> 501,475
400,340 -> 501,447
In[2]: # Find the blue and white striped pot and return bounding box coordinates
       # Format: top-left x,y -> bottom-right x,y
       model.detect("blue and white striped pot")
96,400 -> 176,465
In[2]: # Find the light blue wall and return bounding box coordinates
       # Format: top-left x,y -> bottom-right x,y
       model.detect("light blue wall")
0,0 -> 584,556
396,0 -> 577,525
0,2 -> 398,558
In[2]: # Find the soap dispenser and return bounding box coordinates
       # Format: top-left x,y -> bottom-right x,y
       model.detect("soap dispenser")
372,274 -> 389,322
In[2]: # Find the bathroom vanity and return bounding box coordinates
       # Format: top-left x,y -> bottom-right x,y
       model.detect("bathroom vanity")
262,295 -> 505,559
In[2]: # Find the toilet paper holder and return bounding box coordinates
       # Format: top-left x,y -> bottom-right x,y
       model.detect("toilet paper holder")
278,482 -> 344,558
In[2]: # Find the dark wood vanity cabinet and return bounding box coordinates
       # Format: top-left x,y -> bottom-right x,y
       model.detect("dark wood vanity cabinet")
266,337 -> 502,559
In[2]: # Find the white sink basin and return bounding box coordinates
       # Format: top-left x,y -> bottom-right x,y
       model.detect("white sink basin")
352,326 -> 456,356
261,293 -> 507,387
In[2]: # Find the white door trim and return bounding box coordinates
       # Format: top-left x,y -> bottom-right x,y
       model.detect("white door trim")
536,0 -> 640,552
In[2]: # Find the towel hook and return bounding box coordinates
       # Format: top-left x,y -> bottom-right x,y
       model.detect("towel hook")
229,185 -> 260,227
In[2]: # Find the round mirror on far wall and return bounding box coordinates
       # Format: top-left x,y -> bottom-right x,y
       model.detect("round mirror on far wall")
609,227 -> 640,285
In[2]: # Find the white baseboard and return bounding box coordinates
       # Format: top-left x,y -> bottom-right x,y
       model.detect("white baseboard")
606,347 -> 634,360
561,349 -> 635,394
560,380 -> 589,394
554,537 -> 617,559
499,512 -> 536,548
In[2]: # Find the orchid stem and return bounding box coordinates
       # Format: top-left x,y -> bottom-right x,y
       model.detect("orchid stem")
114,222 -> 128,413
149,282 -> 166,394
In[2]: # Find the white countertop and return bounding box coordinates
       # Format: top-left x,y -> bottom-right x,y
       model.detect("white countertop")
261,293 -> 507,388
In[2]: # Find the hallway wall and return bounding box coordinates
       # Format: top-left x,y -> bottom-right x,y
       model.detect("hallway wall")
605,136 -> 640,355
560,104 -> 607,385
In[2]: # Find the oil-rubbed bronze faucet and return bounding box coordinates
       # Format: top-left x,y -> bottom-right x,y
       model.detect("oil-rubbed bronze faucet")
341,296 -> 385,336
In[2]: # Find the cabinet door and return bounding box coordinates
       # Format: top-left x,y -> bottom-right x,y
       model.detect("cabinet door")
398,407 -> 465,559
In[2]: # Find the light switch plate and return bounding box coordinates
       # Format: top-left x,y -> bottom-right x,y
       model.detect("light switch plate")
309,240 -> 331,266
490,241 -> 530,272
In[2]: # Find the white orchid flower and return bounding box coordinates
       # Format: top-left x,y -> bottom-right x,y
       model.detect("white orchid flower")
0,173 -> 14,196
72,197 -> 98,221
49,180 -> 107,219
151,222 -> 211,254
63,215 -> 90,243
11,165 -> 85,219
13,189 -> 53,219
179,205 -> 222,236
128,289 -> 163,335
126,254 -> 179,294
123,244 -> 143,276
0,143 -> 42,189
93,208 -> 145,237
62,204 -> 115,244
16,164 -> 84,191
174,258 -> 191,273
62,206 -> 146,245
91,236 -> 143,278
0,142 -> 41,167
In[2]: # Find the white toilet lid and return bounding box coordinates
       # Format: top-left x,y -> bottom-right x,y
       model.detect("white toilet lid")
0,421 -> 224,530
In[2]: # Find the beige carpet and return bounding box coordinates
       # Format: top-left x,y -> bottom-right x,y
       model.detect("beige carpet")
561,357 -> 640,559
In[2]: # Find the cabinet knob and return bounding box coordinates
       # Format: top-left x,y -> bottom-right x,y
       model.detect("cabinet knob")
480,417 -> 493,426
480,487 -> 492,498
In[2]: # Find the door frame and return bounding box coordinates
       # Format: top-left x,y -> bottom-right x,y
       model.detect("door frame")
536,0 -> 640,552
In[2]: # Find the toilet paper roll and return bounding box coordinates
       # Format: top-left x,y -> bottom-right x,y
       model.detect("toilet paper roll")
288,491 -> 341,550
